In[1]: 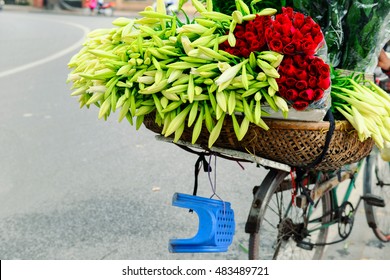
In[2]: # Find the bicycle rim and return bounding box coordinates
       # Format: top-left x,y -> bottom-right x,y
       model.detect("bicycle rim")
364,151 -> 390,242
249,171 -> 331,260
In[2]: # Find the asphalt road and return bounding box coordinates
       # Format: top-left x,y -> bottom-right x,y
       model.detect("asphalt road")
0,10 -> 263,260
0,8 -> 389,261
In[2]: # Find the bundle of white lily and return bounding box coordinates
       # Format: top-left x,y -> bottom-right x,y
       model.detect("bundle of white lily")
67,0 -> 290,147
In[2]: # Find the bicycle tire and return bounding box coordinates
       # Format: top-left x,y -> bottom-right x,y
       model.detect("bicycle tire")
363,150 -> 390,242
248,169 -> 332,260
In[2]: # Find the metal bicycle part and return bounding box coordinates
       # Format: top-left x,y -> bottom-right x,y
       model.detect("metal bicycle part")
246,169 -> 332,259
363,150 -> 390,242
337,201 -> 354,239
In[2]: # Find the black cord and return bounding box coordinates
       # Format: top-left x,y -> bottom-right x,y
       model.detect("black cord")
293,109 -> 336,204
175,143 -> 251,197
306,109 -> 336,169
193,153 -> 210,196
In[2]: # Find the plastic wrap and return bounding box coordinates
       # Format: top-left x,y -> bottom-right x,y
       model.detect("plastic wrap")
340,1 -> 390,73
318,0 -> 349,68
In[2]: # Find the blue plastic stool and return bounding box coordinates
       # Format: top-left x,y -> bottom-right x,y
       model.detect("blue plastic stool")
169,193 -> 235,253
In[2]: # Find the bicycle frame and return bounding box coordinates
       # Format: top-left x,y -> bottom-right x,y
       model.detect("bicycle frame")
304,160 -> 365,238
245,158 -> 366,248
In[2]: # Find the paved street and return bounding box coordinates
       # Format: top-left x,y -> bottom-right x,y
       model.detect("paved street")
0,9 -> 260,260
0,6 -> 389,261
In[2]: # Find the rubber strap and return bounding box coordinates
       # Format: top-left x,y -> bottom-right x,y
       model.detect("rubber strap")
294,109 -> 336,205
175,144 -> 250,200
193,153 -> 211,196
305,109 -> 336,169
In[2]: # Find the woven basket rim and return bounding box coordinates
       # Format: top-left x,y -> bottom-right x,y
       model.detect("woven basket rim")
143,113 -> 373,170
263,118 -> 353,131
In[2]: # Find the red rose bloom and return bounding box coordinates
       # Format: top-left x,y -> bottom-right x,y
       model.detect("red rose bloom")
219,15 -> 272,57
241,48 -> 251,57
281,7 -> 294,19
285,89 -> 298,101
286,77 -> 297,87
311,56 -> 324,66
277,75 -> 287,85
317,76 -> 330,89
266,9 -> 324,56
269,39 -> 284,53
293,13 -> 305,29
314,89 -> 324,100
313,34 -> 324,45
265,27 -> 273,40
280,63 -> 296,77
299,89 -> 315,101
236,40 -> 246,48
281,35 -> 292,45
302,38 -> 316,55
300,23 -> 313,35
249,41 -> 261,52
292,100 -> 309,111
245,31 -> 256,40
292,30 -> 303,41
308,76 -> 317,88
235,30 -> 245,39
245,22 -> 255,32
296,80 -> 308,90
276,54 -> 330,109
283,56 -> 294,65
231,48 -> 241,56
235,25 -> 244,32
278,85 -> 287,96
283,43 -> 296,55
291,39 -> 302,53
295,69 -> 308,80
275,14 -> 291,25
308,64 -> 318,76
318,64 -> 330,76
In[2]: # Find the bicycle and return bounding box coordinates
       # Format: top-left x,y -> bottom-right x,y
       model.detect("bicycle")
244,146 -> 390,260
157,135 -> 390,260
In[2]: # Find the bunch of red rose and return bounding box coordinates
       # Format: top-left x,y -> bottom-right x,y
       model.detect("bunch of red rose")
218,7 -> 331,111
219,15 -> 272,58
265,7 -> 330,111
277,54 -> 330,110
265,7 -> 324,56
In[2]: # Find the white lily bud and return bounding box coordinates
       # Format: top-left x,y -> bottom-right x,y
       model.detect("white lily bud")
156,0 -> 166,14
216,61 -> 246,88
181,36 -> 193,56
232,11 -> 243,24
257,8 -> 277,16
273,95 -> 289,118
218,62 -> 231,73
228,32 -> 236,47
178,24 -> 209,34
137,76 -> 155,84
86,85 -> 107,94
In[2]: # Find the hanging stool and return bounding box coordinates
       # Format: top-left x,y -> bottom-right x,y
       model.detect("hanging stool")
169,193 -> 235,253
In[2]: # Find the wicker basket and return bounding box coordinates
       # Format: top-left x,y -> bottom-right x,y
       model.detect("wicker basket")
143,113 -> 374,171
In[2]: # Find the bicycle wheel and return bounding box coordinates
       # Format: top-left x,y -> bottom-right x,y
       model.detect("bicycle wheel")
363,149 -> 390,242
248,169 -> 332,259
